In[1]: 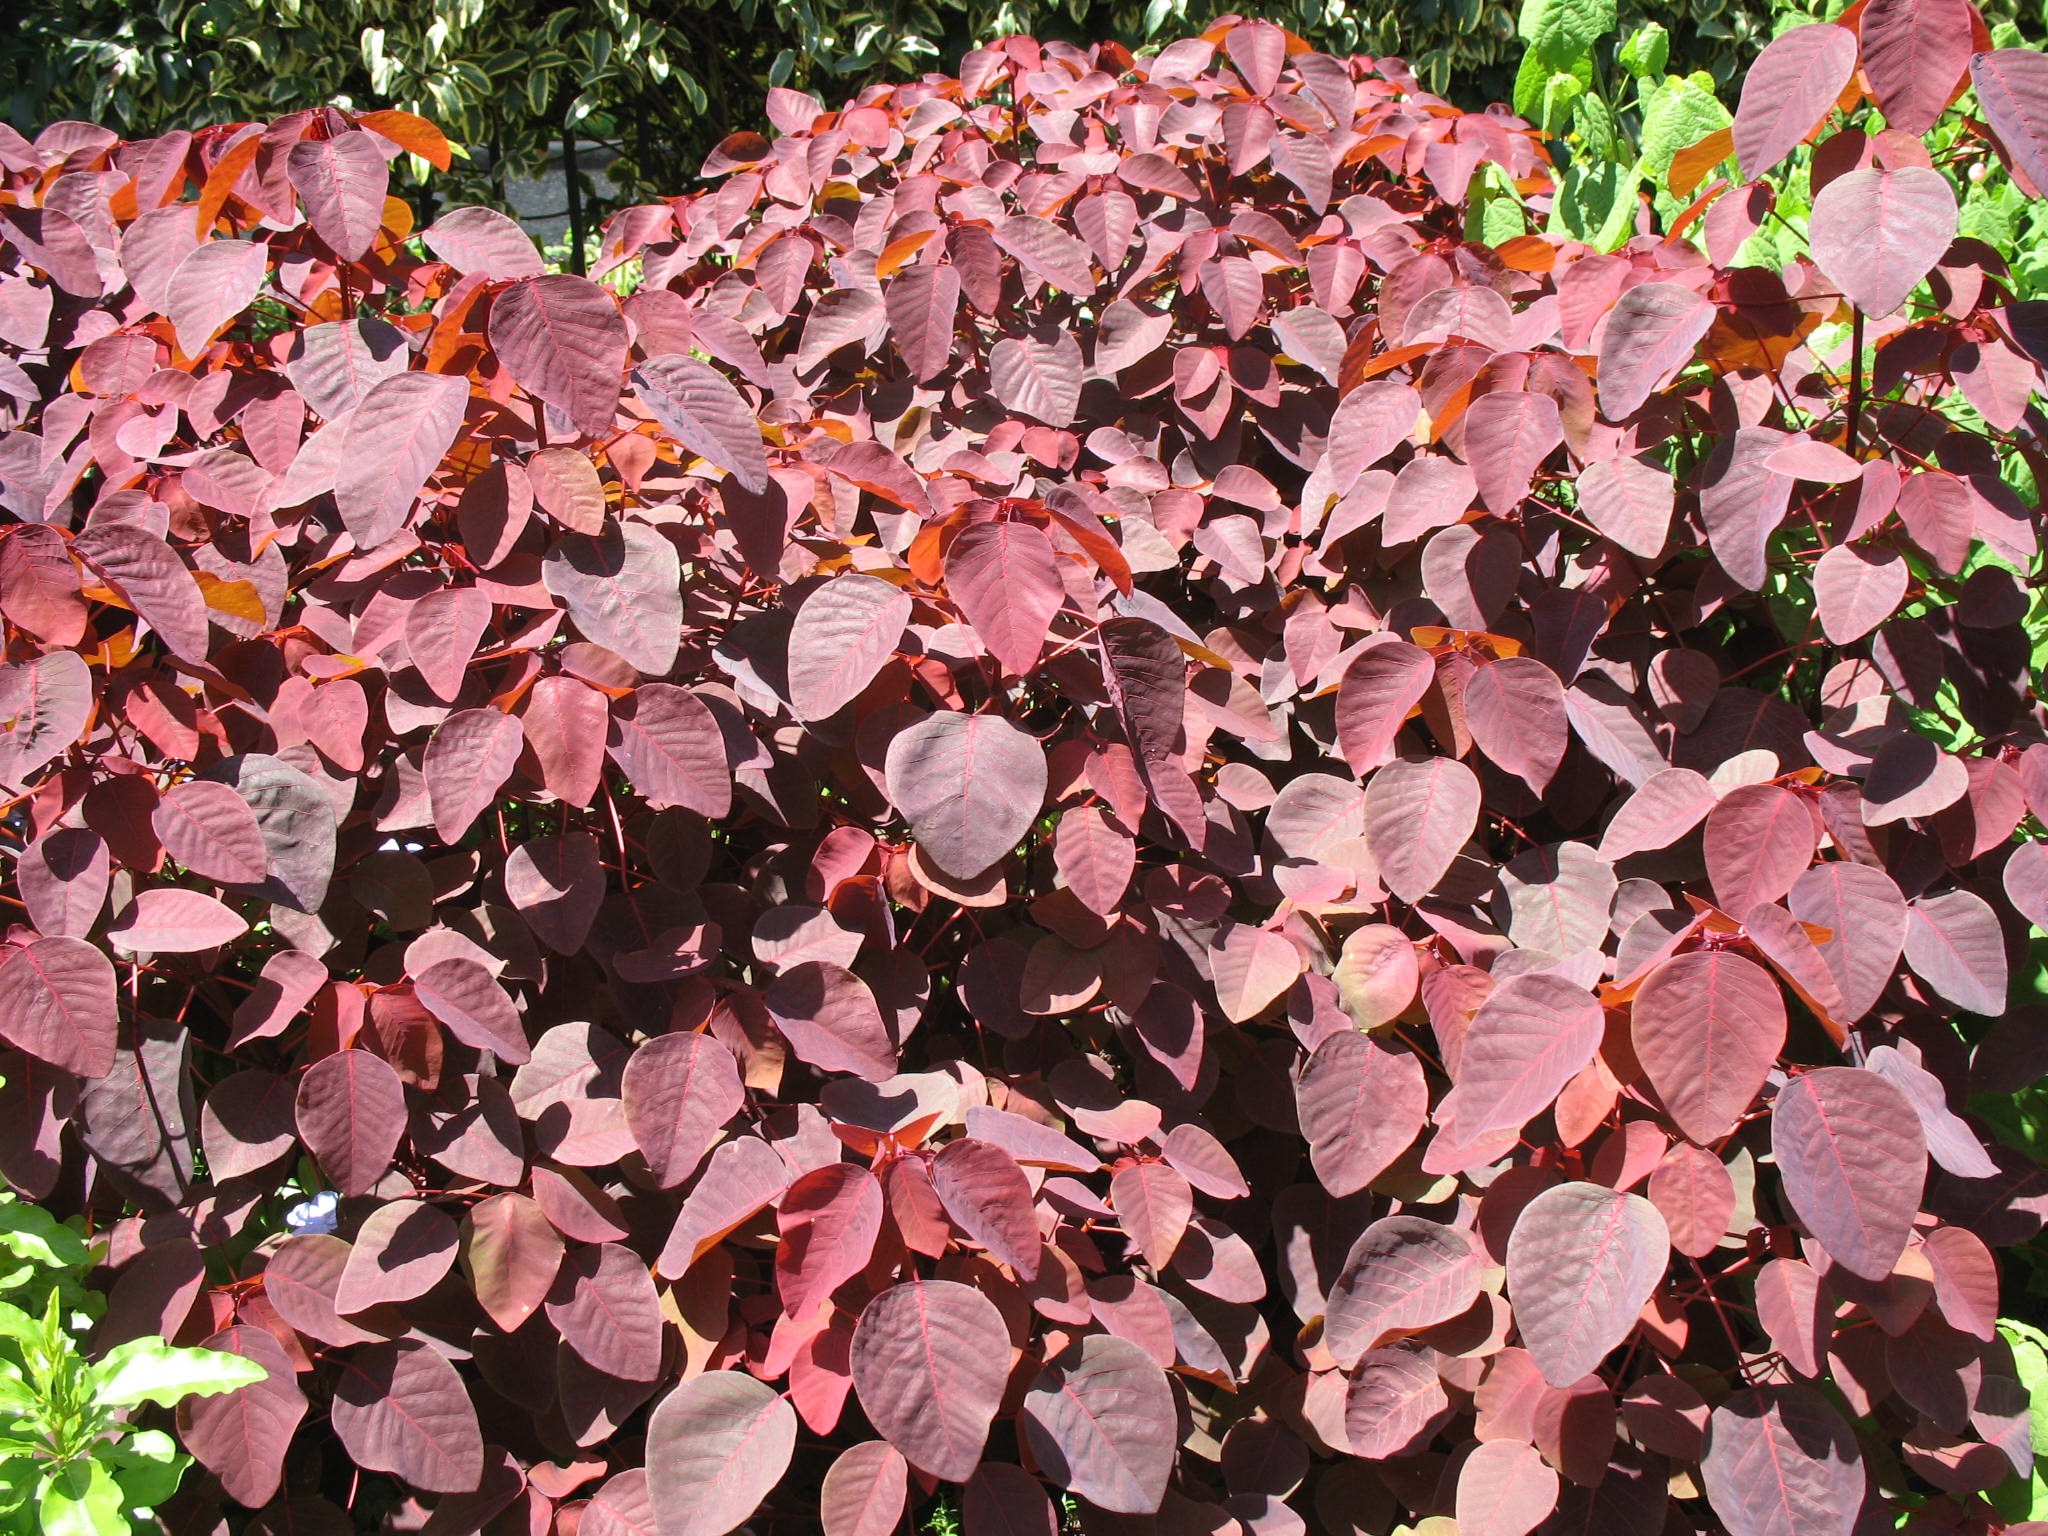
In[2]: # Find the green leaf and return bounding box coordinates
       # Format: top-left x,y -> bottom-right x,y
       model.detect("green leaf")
1617,23 -> 1669,80
0,1202 -> 91,1272
1638,73 -> 1730,179
1518,0 -> 1616,70
88,1338 -> 266,1410
1572,90 -> 1616,160
1551,155 -> 1641,250
39,1460 -> 125,1536
106,1430 -> 188,1510
2000,1319 -> 2048,1456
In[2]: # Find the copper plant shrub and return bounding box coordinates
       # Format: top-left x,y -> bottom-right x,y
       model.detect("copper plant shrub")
6,10 -> 2048,1536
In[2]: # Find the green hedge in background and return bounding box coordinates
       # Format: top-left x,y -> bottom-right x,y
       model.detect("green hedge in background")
5,0 -> 2031,229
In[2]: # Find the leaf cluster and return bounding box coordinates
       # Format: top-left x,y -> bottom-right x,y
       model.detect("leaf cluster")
0,1192 -> 259,1536
7,13 -> 2048,1536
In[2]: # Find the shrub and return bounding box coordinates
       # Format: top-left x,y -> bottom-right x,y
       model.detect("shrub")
0,1192 -> 262,1535
5,13 -> 2048,1536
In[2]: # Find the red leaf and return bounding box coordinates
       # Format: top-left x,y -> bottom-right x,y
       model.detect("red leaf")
460,1191 -> 563,1332
632,353 -> 767,493
787,574 -> 912,722
488,274 -> 628,439
1456,1438 -> 1560,1536
932,1138 -> 1042,1278
850,1279 -> 1010,1480
1464,657 -> 1569,793
0,935 -> 118,1078
1439,972 -> 1606,1143
606,684 -> 732,817
620,1033 -> 744,1188
176,1325 -> 306,1509
1324,1215 -> 1484,1367
1630,951 -> 1785,1144
1335,640 -> 1435,775
295,1049 -> 406,1197
1363,756 -> 1480,903
1295,1031 -> 1428,1196
285,130 -> 389,261
1505,1182 -> 1670,1387
884,712 -> 1047,881
945,519 -> 1066,677
336,1200 -> 458,1312
1020,1336 -> 1176,1513
1771,1066 -> 1927,1281
821,1441 -> 910,1536
331,1339 -> 483,1494
1700,1386 -> 1863,1536
1463,392 -> 1563,514
645,1372 -> 796,1536
1596,283 -> 1717,422
777,1162 -> 884,1318
1731,25 -> 1858,180
1810,167 -> 1958,317
1972,49 -> 2048,196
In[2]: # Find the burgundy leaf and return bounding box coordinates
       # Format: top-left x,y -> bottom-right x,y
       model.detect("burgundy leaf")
1597,283 -> 1717,422
460,1191 -> 563,1332
1972,49 -> 2048,196
821,1441 -> 910,1536
645,1372 -> 796,1536
621,1032 -> 744,1187
1771,1066 -> 1927,1281
1506,1181 -> 1670,1387
776,1162 -> 884,1318
295,1049 -> 406,1197
1902,889 -> 2008,1015
0,936 -> 118,1078
488,274 -> 629,439
1456,1438 -> 1560,1536
932,1138 -> 1043,1278
1344,1347 -> 1449,1459
1463,392 -> 1562,514
331,1339 -> 483,1494
546,1242 -> 665,1381
336,1200 -> 459,1313
1464,657 -> 1569,793
787,574 -> 912,721
1324,1215 -> 1484,1367
285,131 -> 389,261
885,712 -> 1047,880
1700,1386 -> 1863,1536
944,519 -> 1065,677
1295,1031 -> 1428,1196
1859,0 -> 1975,135
1811,167 -> 1958,317
764,961 -> 898,1082
1363,756 -> 1480,903
1439,972 -> 1605,1142
606,685 -> 732,818
176,1325 -> 305,1509
850,1279 -> 1010,1480
1020,1336 -> 1176,1514
413,957 -> 530,1064
334,371 -> 469,549
1335,641 -> 1436,775
1731,25 -> 1858,180
1630,951 -> 1786,1144
632,354 -> 767,494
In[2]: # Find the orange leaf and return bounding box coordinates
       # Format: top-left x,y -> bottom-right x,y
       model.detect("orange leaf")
195,131 -> 262,236
1667,127 -> 1733,199
358,109 -> 453,171
193,571 -> 266,625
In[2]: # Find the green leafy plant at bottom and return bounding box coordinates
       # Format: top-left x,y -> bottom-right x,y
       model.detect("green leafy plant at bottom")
0,1193 -> 262,1536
